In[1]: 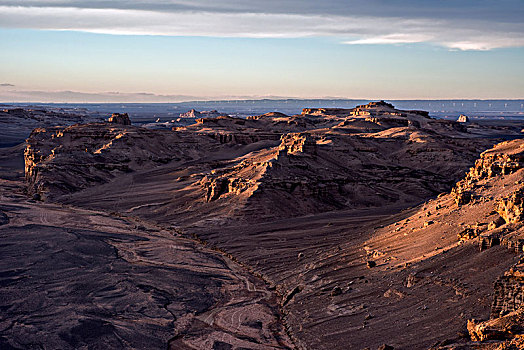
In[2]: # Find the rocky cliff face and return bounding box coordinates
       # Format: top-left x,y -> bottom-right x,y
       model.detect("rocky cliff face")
445,141 -> 523,251
448,140 -> 524,246
461,260 -> 524,349
278,133 -> 317,155
200,133 -> 317,204
459,141 -> 524,182
497,187 -> 524,225
24,123 -> 216,200
491,260 -> 524,319
467,309 -> 524,345
201,174 -> 253,202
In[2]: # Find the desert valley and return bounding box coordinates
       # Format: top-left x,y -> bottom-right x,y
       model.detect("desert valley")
0,101 -> 523,349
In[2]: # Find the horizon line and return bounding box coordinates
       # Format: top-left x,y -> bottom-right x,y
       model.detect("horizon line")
2,98 -> 524,104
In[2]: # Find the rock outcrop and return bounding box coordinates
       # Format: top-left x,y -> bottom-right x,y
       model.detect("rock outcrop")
202,176 -> 251,202
465,140 -> 524,181
457,114 -> 470,123
404,140 -> 524,251
278,133 -> 317,155
452,139 -> 524,210
467,308 -> 524,342
497,187 -> 524,224
179,109 -> 223,119
461,261 -> 524,348
107,113 -> 131,125
491,260 -> 524,319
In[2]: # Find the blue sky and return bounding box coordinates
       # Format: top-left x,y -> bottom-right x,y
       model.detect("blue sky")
0,1 -> 523,102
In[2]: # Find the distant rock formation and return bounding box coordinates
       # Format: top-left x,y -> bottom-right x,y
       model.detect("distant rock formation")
2,108 -> 28,118
247,112 -> 290,120
457,114 -> 470,123
179,109 -> 222,119
26,101 -> 511,221
108,113 -> 131,125
356,100 -> 395,109
302,101 -> 430,118
301,108 -> 353,116
0,107 -> 99,147
196,115 -> 239,125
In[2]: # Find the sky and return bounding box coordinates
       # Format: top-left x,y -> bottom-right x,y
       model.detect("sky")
0,0 -> 523,102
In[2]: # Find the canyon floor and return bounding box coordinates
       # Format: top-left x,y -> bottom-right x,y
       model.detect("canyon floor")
1,102 -> 523,349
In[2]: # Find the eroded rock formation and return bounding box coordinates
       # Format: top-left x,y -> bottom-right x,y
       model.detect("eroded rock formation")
107,112 -> 131,125
179,109 -> 223,119
461,261 -> 524,348
463,140 -> 524,181
491,260 -> 524,319
497,187 -> 524,224
24,123 -> 217,200
278,133 -> 317,155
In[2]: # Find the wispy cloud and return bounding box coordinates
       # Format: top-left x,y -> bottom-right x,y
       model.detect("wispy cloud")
344,34 -> 433,46
0,83 -> 15,87
0,2 -> 523,50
